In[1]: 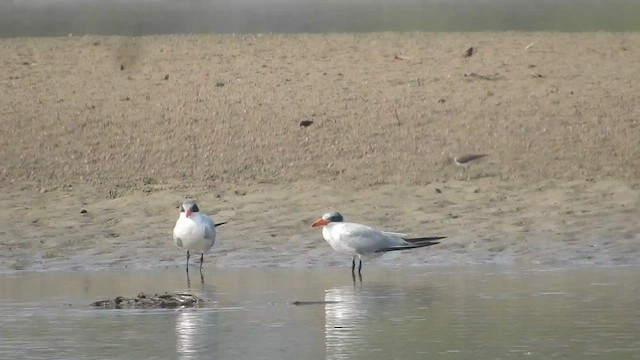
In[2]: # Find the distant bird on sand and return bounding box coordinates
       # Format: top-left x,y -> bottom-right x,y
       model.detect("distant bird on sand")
173,200 -> 226,284
311,211 -> 445,281
454,154 -> 488,180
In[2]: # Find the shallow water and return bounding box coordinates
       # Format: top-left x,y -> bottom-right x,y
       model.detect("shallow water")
1,0 -> 639,36
1,266 -> 638,359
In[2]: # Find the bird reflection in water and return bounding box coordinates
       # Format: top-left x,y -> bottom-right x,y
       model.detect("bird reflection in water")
175,287 -> 219,359
324,286 -> 369,360
323,283 -> 435,359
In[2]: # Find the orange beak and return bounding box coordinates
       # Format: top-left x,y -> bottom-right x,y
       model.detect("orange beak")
310,218 -> 329,227
185,209 -> 192,217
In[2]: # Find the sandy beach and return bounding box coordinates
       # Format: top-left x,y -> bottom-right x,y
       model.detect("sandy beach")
1,32 -> 639,271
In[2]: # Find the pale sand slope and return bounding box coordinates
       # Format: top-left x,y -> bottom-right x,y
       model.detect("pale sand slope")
0,33 -> 639,271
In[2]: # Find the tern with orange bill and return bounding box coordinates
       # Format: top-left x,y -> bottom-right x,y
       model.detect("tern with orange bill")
173,200 -> 226,285
311,211 -> 445,279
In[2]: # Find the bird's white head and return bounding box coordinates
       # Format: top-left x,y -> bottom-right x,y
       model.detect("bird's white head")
310,211 -> 344,227
180,200 -> 200,218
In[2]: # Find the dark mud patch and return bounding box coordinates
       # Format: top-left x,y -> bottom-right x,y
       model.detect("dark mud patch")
291,300 -> 340,306
91,292 -> 203,309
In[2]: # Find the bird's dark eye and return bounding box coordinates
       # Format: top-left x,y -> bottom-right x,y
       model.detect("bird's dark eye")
179,206 -> 184,212
192,204 -> 199,213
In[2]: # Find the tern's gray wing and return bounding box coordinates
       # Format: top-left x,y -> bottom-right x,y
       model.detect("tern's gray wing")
202,216 -> 217,243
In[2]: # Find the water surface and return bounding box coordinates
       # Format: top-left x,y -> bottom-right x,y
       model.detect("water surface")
1,0 -> 639,36
1,266 -> 638,359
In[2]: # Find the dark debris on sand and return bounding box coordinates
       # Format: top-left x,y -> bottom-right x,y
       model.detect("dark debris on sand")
91,292 -> 203,309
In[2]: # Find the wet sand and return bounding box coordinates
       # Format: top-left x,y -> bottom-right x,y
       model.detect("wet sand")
1,33 -> 639,271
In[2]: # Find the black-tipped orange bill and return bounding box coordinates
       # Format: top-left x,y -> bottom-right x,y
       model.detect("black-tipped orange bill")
311,218 -> 329,227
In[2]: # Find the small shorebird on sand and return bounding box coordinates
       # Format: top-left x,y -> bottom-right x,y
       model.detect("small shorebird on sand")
173,200 -> 226,285
311,211 -> 445,281
454,154 -> 488,180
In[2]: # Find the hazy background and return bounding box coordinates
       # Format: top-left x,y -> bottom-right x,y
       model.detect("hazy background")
2,0 -> 640,36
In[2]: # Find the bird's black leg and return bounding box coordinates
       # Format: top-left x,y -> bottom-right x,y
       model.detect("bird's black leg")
351,257 -> 356,283
186,250 -> 191,287
186,250 -> 190,274
358,259 -> 362,274
199,253 -> 205,284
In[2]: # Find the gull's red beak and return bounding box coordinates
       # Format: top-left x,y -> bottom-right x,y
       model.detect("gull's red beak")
185,209 -> 192,217
311,218 -> 329,228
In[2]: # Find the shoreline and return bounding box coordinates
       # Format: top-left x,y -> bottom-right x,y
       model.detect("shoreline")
1,177 -> 639,272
